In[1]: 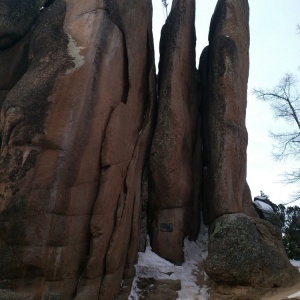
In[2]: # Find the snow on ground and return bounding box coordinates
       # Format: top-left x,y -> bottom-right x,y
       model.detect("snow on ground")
287,290 -> 300,298
129,226 -> 209,300
287,260 -> 300,298
290,259 -> 300,270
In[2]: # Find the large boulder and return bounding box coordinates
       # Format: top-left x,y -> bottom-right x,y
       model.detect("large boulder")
149,0 -> 201,264
200,0 -> 254,224
205,213 -> 300,287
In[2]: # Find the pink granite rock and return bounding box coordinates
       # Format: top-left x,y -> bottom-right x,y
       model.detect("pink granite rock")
0,0 -> 155,298
200,0 -> 255,224
149,0 -> 201,264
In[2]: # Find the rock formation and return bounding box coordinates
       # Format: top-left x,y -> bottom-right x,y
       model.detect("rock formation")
0,0 -> 155,298
200,0 -> 255,224
149,0 -> 200,265
205,213 -> 299,288
201,0 -> 299,289
0,0 -> 297,299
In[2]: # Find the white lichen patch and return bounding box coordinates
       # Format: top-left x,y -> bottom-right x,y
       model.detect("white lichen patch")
66,33 -> 85,74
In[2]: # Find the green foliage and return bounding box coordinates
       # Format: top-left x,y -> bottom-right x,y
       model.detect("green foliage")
275,205 -> 300,260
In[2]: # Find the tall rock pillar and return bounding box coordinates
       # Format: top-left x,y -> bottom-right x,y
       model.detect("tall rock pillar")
200,0 -> 254,224
149,0 -> 201,264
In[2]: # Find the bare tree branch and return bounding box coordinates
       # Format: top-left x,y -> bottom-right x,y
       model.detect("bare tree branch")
283,169 -> 300,184
161,0 -> 169,18
253,26 -> 300,202
253,71 -> 300,201
253,73 -> 300,162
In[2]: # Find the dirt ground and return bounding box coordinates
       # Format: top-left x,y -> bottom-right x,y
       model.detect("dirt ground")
261,280 -> 300,300
208,280 -> 300,300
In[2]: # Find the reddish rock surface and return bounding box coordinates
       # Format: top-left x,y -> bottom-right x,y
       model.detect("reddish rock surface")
200,0 -> 254,224
0,0 -> 155,299
0,0 -> 293,298
149,0 -> 201,264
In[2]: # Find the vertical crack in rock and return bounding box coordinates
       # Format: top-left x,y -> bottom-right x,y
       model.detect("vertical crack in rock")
120,30 -> 130,104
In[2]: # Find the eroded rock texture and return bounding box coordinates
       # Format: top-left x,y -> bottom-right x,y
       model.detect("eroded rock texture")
200,0 -> 255,224
0,0 -> 155,299
205,213 -> 300,287
0,0 -> 49,48
0,0 -> 296,298
200,0 -> 298,290
149,0 -> 200,264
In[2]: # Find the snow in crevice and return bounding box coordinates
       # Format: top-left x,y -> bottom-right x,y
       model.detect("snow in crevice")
129,226 -> 210,300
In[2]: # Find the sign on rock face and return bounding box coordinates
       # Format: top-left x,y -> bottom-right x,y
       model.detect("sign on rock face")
160,223 -> 173,232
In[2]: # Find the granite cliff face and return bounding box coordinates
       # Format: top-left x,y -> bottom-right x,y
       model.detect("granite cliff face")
0,0 -> 155,298
0,0 -> 297,299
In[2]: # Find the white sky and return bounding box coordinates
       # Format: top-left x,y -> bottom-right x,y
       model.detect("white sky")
153,0 -> 300,206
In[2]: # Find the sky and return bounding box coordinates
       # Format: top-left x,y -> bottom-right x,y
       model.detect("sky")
152,0 -> 300,206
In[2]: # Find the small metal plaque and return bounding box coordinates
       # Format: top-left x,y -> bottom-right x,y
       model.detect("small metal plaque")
160,223 -> 173,232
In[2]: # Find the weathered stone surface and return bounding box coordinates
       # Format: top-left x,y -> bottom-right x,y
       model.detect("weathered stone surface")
200,0 -> 254,224
149,0 -> 200,264
0,0 -> 49,48
0,0 -> 295,297
205,213 -> 300,287
0,0 -> 155,299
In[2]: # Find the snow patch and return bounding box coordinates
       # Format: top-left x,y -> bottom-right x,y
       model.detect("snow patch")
286,261 -> 300,298
290,259 -> 300,270
254,200 -> 273,212
129,227 -> 210,299
287,291 -> 300,298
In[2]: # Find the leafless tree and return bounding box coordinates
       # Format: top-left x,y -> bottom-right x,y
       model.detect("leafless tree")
254,74 -> 300,159
253,73 -> 300,201
161,0 -> 169,18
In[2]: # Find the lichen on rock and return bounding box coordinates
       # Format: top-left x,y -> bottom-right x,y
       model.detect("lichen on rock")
205,213 -> 300,288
